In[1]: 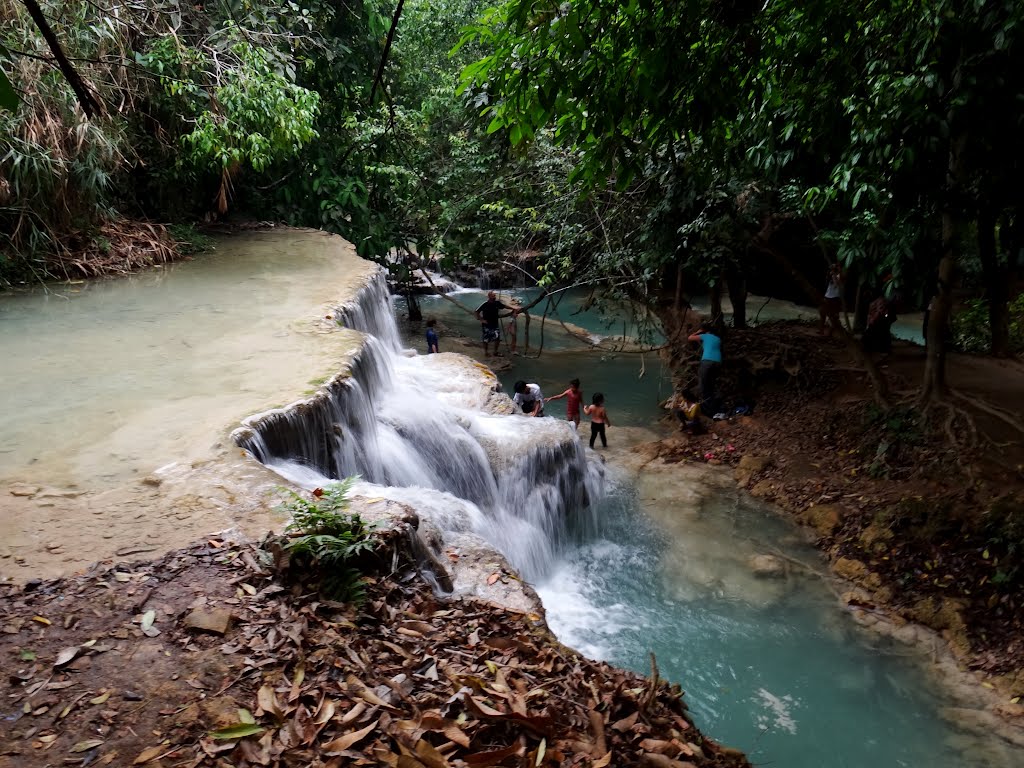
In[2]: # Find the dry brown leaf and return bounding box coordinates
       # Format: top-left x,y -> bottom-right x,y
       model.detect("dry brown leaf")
462,743 -> 522,767
611,711 -> 639,732
322,717 -> 379,754
346,674 -> 392,708
256,685 -> 285,720
133,745 -> 166,765
591,752 -> 613,767
638,754 -> 696,768
340,700 -> 367,725
414,739 -> 450,768
442,724 -> 471,749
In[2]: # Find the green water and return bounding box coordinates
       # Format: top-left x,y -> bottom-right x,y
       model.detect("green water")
410,291 -> 1018,768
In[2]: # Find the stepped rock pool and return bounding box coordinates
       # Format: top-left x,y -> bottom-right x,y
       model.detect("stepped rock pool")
0,231 -> 1018,766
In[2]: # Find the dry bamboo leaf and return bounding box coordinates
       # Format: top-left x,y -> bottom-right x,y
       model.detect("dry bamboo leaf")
591,752 -> 613,767
322,717 -> 379,754
340,700 -> 367,725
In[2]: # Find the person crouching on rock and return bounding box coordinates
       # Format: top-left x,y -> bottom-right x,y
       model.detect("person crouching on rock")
672,388 -> 704,434
513,380 -> 545,417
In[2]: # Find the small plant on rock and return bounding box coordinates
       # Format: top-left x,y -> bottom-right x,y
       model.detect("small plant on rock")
276,477 -> 377,603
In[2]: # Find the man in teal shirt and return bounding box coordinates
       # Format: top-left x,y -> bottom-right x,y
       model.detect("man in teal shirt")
688,322 -> 722,418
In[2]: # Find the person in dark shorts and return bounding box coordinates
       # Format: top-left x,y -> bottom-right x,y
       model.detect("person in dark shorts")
425,318 -> 439,354
475,291 -> 515,356
584,392 -> 611,448
687,322 -> 723,418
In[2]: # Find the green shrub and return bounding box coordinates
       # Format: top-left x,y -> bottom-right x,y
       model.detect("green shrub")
952,295 -> 1024,354
277,477 -> 377,603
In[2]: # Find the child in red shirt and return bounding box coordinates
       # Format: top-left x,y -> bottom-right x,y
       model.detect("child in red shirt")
547,378 -> 583,428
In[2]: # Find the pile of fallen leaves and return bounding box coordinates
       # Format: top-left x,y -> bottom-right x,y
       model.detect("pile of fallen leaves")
1,539 -> 750,768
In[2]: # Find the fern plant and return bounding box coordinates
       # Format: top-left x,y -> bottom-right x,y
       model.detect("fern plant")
278,477 -> 377,603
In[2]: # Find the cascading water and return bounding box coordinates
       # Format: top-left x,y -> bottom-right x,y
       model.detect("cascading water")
234,268 -> 603,583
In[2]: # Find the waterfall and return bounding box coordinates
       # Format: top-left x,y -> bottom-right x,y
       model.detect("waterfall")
234,266 -> 603,583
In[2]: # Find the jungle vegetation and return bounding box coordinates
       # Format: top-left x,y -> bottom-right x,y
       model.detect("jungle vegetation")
2,0 -> 1023,398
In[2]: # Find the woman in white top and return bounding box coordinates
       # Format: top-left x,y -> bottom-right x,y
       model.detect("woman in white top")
819,264 -> 843,336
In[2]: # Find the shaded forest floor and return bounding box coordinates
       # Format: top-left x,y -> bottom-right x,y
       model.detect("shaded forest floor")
655,320 -> 1024,705
0,539 -> 749,768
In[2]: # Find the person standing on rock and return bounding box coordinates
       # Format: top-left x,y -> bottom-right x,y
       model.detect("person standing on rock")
512,380 -> 545,417
688,322 -> 723,418
583,392 -> 611,448
819,263 -> 843,336
546,378 -> 583,429
476,291 -> 515,357
425,318 -> 440,354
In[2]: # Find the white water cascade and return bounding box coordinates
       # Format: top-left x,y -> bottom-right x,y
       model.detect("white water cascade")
233,269 -> 604,585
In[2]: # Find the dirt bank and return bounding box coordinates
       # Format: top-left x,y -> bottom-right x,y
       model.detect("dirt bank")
652,318 -> 1024,714
0,536 -> 750,768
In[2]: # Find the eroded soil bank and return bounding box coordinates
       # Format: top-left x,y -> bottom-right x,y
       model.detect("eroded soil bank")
0,536 -> 749,768
654,315 -> 1024,727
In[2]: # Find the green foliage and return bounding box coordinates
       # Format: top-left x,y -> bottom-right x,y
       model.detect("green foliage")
142,34 -> 320,175
167,224 -> 216,256
982,497 -> 1024,590
862,404 -> 923,479
278,478 -> 377,603
952,295 -> 1024,355
0,66 -> 16,112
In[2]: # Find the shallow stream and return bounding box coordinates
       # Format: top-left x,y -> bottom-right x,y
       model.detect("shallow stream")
1,234 -> 1018,766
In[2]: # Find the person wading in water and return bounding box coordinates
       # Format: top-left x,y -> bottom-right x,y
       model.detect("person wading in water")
475,291 -> 515,357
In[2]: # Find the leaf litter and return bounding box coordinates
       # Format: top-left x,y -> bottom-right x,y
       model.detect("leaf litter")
1,538 -> 750,767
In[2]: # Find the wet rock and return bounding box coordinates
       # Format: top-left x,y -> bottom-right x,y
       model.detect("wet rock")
749,480 -> 775,499
747,554 -> 785,579
8,483 -> 39,497
833,557 -> 869,582
804,504 -> 842,536
735,455 -> 771,486
183,607 -> 233,635
35,487 -> 83,499
859,522 -> 893,553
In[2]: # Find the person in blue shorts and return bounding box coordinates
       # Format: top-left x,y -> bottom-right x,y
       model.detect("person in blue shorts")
425,318 -> 439,354
475,291 -> 515,357
688,322 -> 723,418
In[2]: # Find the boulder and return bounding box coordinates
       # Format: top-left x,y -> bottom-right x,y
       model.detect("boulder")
749,480 -> 775,500
859,522 -> 893,553
833,557 -> 869,582
805,505 -> 842,536
183,608 -> 233,635
734,456 -> 770,486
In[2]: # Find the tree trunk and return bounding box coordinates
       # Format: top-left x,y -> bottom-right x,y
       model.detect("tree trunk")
978,208 -> 1010,357
709,276 -> 723,324
405,291 -> 422,321
853,277 -> 869,334
21,0 -> 102,117
753,225 -> 890,405
726,265 -> 747,329
674,263 -> 684,311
